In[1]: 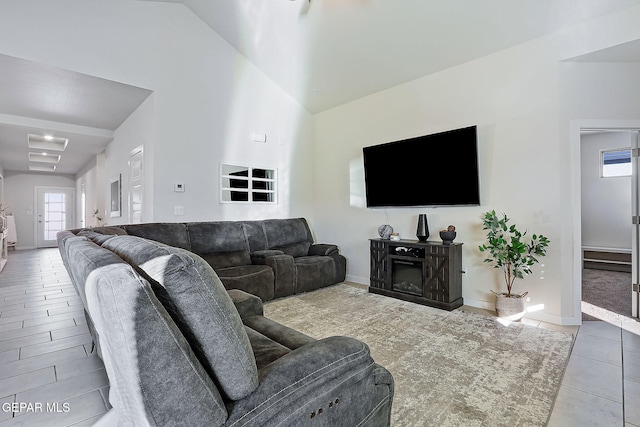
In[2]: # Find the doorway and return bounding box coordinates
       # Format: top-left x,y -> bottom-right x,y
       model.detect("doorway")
573,120 -> 640,324
35,186 -> 74,248
128,146 -> 143,224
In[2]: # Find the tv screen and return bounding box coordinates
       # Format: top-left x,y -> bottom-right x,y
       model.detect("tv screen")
363,126 -> 480,208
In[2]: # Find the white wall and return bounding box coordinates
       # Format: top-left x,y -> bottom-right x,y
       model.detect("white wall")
313,6 -> 640,324
102,95 -> 155,225
0,0 -> 315,226
3,171 -> 75,249
580,132 -> 633,250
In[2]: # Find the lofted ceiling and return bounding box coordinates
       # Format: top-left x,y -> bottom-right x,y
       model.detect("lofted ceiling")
1,0 -> 640,175
176,0 -> 640,113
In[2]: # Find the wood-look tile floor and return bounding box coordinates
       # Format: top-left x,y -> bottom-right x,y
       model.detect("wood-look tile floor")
0,248 -> 109,426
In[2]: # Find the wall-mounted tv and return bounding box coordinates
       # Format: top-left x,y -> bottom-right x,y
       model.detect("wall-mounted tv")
363,125 -> 480,208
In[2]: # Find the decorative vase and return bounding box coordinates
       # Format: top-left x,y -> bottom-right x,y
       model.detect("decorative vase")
495,293 -> 526,321
378,224 -> 393,240
416,214 -> 429,241
439,230 -> 457,244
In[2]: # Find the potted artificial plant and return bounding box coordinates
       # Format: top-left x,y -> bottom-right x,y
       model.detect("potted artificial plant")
478,210 -> 550,320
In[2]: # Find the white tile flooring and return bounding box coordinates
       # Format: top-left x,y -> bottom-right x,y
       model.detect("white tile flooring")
548,319 -> 640,427
0,248 -> 110,426
0,247 -> 636,426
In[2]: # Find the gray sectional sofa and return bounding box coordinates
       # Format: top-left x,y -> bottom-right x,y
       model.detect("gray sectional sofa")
85,218 -> 346,301
57,219 -> 393,426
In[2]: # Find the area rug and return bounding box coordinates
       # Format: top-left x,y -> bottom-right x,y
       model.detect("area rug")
264,284 -> 575,427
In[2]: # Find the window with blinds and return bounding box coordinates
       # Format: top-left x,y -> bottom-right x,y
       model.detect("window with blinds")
601,148 -> 632,178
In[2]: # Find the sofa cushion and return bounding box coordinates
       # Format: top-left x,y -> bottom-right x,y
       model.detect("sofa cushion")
262,218 -> 313,248
216,265 -> 275,301
241,218 -> 313,252
295,256 -> 337,293
121,223 -> 191,250
86,226 -> 128,236
200,250 -> 251,269
187,222 -> 250,254
63,236 -> 121,308
77,229 -> 120,246
82,251 -> 227,425
244,327 -> 291,369
102,235 -> 259,401
242,315 -> 315,352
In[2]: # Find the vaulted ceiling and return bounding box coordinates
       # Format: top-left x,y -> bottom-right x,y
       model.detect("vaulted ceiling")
177,0 -> 640,113
2,0 -> 640,175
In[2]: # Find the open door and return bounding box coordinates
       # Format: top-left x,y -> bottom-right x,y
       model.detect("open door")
633,131 -> 640,317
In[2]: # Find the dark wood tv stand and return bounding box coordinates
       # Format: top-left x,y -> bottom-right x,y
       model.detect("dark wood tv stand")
369,238 -> 463,311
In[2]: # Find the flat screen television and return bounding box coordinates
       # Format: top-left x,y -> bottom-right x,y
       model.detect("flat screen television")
363,125 -> 480,208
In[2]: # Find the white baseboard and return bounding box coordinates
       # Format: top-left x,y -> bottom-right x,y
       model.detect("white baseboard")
462,298 -> 495,311
464,297 -> 578,326
346,274 -> 368,285
345,279 -> 578,326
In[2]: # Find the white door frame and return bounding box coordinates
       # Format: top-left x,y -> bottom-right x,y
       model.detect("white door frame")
571,119 -> 640,325
128,145 -> 144,224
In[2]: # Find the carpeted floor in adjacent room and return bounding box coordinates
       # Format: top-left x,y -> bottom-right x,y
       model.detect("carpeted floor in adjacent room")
582,268 -> 632,321
264,284 -> 575,427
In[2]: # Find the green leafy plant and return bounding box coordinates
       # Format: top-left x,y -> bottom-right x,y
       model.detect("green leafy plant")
478,210 -> 550,297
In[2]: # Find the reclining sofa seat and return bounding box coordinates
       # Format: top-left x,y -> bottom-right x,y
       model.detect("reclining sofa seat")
56,230 -> 394,426
116,218 -> 346,301
241,219 -> 347,296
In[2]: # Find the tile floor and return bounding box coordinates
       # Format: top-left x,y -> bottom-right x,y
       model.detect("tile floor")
547,319 -> 640,426
0,248 -> 110,426
0,247 -> 636,426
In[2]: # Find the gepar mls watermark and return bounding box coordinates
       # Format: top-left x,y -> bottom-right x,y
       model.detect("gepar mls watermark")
2,402 -> 70,414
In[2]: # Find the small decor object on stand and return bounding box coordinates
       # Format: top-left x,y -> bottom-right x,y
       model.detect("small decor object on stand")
93,209 -> 106,227
390,232 -> 400,241
439,225 -> 457,244
0,203 -> 8,233
378,224 -> 393,240
416,214 -> 429,241
478,210 -> 550,321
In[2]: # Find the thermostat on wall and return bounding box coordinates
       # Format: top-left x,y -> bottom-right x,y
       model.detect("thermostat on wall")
174,183 -> 185,192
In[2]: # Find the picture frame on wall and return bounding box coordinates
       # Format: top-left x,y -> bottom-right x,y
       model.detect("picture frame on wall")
110,174 -> 122,217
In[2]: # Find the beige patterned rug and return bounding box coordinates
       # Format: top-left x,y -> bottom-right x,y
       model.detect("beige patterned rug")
264,284 -> 575,427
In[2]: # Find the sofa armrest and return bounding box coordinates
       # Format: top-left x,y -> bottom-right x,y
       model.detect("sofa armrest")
252,252 -> 296,298
227,289 -> 264,318
250,249 -> 285,264
309,243 -> 339,256
226,336 -> 391,426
